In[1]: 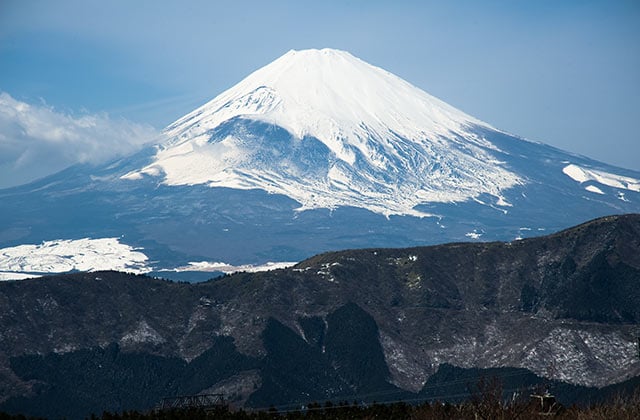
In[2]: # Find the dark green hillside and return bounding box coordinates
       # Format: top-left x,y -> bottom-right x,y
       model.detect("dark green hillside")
4,338 -> 257,420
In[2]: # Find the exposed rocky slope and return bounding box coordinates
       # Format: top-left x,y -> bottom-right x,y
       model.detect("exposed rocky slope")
0,215 -> 639,418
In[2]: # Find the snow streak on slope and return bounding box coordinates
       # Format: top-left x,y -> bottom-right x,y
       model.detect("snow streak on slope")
0,238 -> 150,280
563,164 -> 640,193
124,48 -> 523,216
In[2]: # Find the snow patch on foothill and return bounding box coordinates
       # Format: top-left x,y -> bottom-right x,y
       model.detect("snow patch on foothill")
521,327 -> 636,387
0,237 -> 151,280
168,260 -> 296,274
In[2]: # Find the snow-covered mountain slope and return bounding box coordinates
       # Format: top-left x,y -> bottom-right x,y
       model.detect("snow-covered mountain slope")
1,48 -> 639,277
0,238 -> 150,279
123,48 -> 523,216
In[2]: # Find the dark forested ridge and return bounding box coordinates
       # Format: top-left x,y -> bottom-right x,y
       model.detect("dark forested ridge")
0,214 -> 639,419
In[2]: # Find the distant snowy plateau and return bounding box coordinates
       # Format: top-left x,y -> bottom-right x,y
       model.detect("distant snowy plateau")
1,48 -> 639,280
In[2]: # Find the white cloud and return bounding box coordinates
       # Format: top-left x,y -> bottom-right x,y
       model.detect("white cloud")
0,92 -> 160,188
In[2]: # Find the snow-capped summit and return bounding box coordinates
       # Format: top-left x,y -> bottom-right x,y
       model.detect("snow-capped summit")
164,48 -> 490,149
124,48 -> 522,216
2,48 -> 640,277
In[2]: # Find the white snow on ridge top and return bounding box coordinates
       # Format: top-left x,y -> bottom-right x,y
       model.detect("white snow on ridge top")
563,164 -> 640,192
126,48 -> 523,216
165,48 -> 492,154
165,260 -> 297,274
0,238 -> 150,280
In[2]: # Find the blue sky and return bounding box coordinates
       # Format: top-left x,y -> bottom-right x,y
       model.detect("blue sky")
0,0 -> 639,187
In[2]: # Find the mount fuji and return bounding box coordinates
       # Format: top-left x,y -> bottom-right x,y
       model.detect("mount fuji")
1,48 -> 639,279
125,49 -> 519,217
